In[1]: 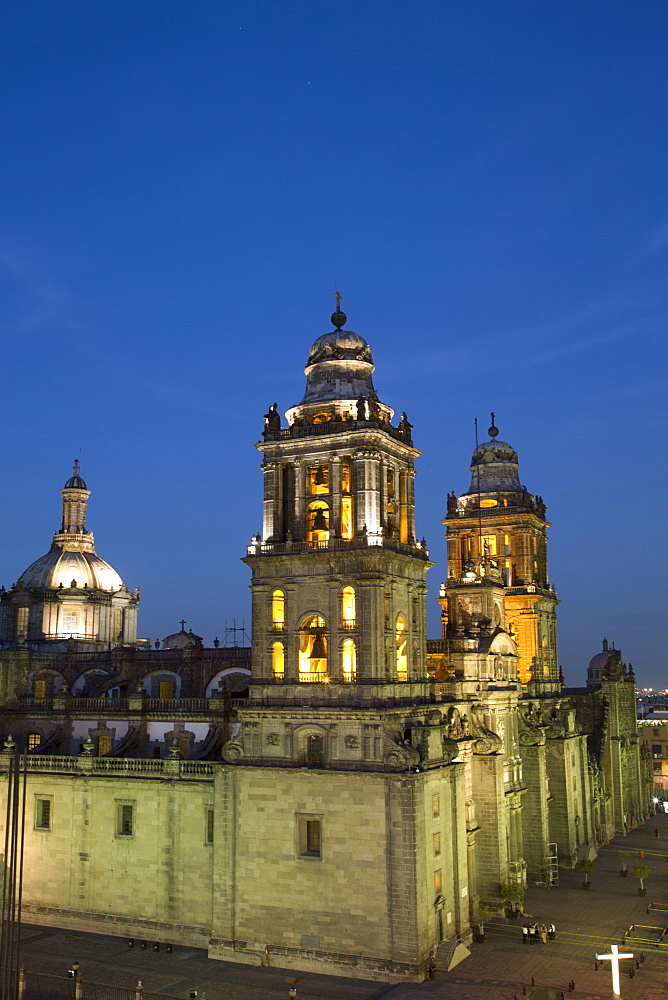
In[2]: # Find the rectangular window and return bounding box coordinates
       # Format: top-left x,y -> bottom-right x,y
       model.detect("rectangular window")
116,802 -> 134,836
16,607 -> 28,635
34,679 -> 47,700
433,833 -> 441,856
434,870 -> 442,893
35,797 -> 51,830
206,808 -> 214,845
158,680 -> 173,699
297,815 -> 322,859
432,794 -> 440,818
27,733 -> 41,751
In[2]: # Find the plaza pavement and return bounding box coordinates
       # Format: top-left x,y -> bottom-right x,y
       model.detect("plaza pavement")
19,811 -> 668,1000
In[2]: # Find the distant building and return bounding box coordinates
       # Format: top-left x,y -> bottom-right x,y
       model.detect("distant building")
0,306 -> 652,983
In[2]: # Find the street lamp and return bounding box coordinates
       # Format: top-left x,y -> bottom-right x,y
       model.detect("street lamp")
288,989 -> 297,1000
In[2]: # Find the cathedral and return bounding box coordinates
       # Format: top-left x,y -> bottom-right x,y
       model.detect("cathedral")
0,306 -> 651,983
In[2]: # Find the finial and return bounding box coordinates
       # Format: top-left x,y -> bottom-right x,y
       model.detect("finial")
488,412 -> 499,439
331,290 -> 347,330
73,459 -> 80,475
180,619 -> 186,631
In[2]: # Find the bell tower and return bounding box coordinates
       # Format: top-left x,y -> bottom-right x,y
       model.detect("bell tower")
243,301 -> 431,693
441,415 -> 559,691
215,303 -> 473,982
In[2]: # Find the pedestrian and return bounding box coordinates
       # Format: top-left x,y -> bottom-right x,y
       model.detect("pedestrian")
533,922 -> 540,944
655,827 -> 660,838
548,922 -> 556,940
528,924 -> 536,944
540,923 -> 548,944
522,923 -> 528,944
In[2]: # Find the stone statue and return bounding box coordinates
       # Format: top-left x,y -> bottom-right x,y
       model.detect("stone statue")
447,490 -> 457,514
264,403 -> 281,431
368,392 -> 381,421
356,395 -> 367,421
398,412 -> 412,440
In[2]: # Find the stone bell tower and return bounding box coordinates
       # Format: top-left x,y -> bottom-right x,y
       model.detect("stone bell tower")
213,303 -> 472,983
243,299 -> 431,693
441,416 -> 559,691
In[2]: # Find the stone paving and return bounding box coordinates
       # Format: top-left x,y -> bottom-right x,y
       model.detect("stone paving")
18,812 -> 668,1000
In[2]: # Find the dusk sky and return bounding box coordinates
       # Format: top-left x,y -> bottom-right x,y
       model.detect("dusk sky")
1,1 -> 666,685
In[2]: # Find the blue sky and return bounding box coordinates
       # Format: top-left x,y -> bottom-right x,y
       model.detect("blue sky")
1,1 -> 666,684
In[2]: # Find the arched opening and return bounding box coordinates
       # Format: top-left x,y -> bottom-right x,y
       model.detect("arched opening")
298,614 -> 328,682
306,501 -> 330,543
396,614 -> 408,682
341,586 -> 356,628
298,731 -> 325,767
272,641 -> 285,680
340,461 -> 354,539
271,589 -> 285,630
341,638 -> 357,682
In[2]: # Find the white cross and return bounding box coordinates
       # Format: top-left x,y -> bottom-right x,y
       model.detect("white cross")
596,943 -> 634,998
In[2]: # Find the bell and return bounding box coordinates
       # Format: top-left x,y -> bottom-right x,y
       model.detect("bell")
313,466 -> 327,486
310,634 -> 326,659
311,509 -> 328,531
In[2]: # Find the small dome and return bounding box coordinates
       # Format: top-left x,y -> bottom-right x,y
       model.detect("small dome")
64,460 -> 87,490
588,651 -> 609,674
466,436 -> 522,494
17,549 -> 124,591
306,329 -> 373,368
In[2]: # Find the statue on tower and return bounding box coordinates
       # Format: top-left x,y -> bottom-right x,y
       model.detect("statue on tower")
264,403 -> 281,432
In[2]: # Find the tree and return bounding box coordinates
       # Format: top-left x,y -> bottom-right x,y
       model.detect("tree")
634,864 -> 650,891
499,882 -> 525,912
619,851 -> 631,875
575,859 -> 595,885
477,902 -> 494,934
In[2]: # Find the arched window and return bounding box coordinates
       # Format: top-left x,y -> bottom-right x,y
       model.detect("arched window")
271,590 -> 285,630
298,614 -> 328,682
384,589 -> 391,626
341,586 -> 356,628
306,501 -> 330,543
272,641 -> 285,680
341,638 -> 356,682
396,614 -> 408,682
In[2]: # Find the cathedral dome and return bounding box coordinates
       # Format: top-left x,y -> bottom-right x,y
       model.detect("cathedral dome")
466,417 -> 522,494
306,328 -> 373,367
296,305 -> 378,407
17,549 -> 124,592
64,463 -> 88,489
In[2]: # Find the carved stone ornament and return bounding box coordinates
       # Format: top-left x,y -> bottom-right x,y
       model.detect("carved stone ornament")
221,737 -> 244,763
470,716 -> 503,755
518,709 -> 546,747
441,737 -> 460,764
266,732 -> 280,746
344,735 -> 360,750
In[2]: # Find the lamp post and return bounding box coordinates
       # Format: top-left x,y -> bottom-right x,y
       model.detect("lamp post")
596,944 -> 633,999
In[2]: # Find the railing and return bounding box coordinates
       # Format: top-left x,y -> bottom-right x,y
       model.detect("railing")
341,618 -> 357,630
297,672 -> 330,683
146,698 -> 210,712
9,696 -> 233,714
270,623 -> 285,631
1,755 -> 215,777
263,417 -> 413,446
249,536 -> 429,559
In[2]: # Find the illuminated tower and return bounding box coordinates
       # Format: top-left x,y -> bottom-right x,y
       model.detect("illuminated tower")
217,304 -> 473,982
441,416 -> 559,691
243,301 -> 430,691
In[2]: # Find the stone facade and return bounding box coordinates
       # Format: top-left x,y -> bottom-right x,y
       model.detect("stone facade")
0,305 -> 652,984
